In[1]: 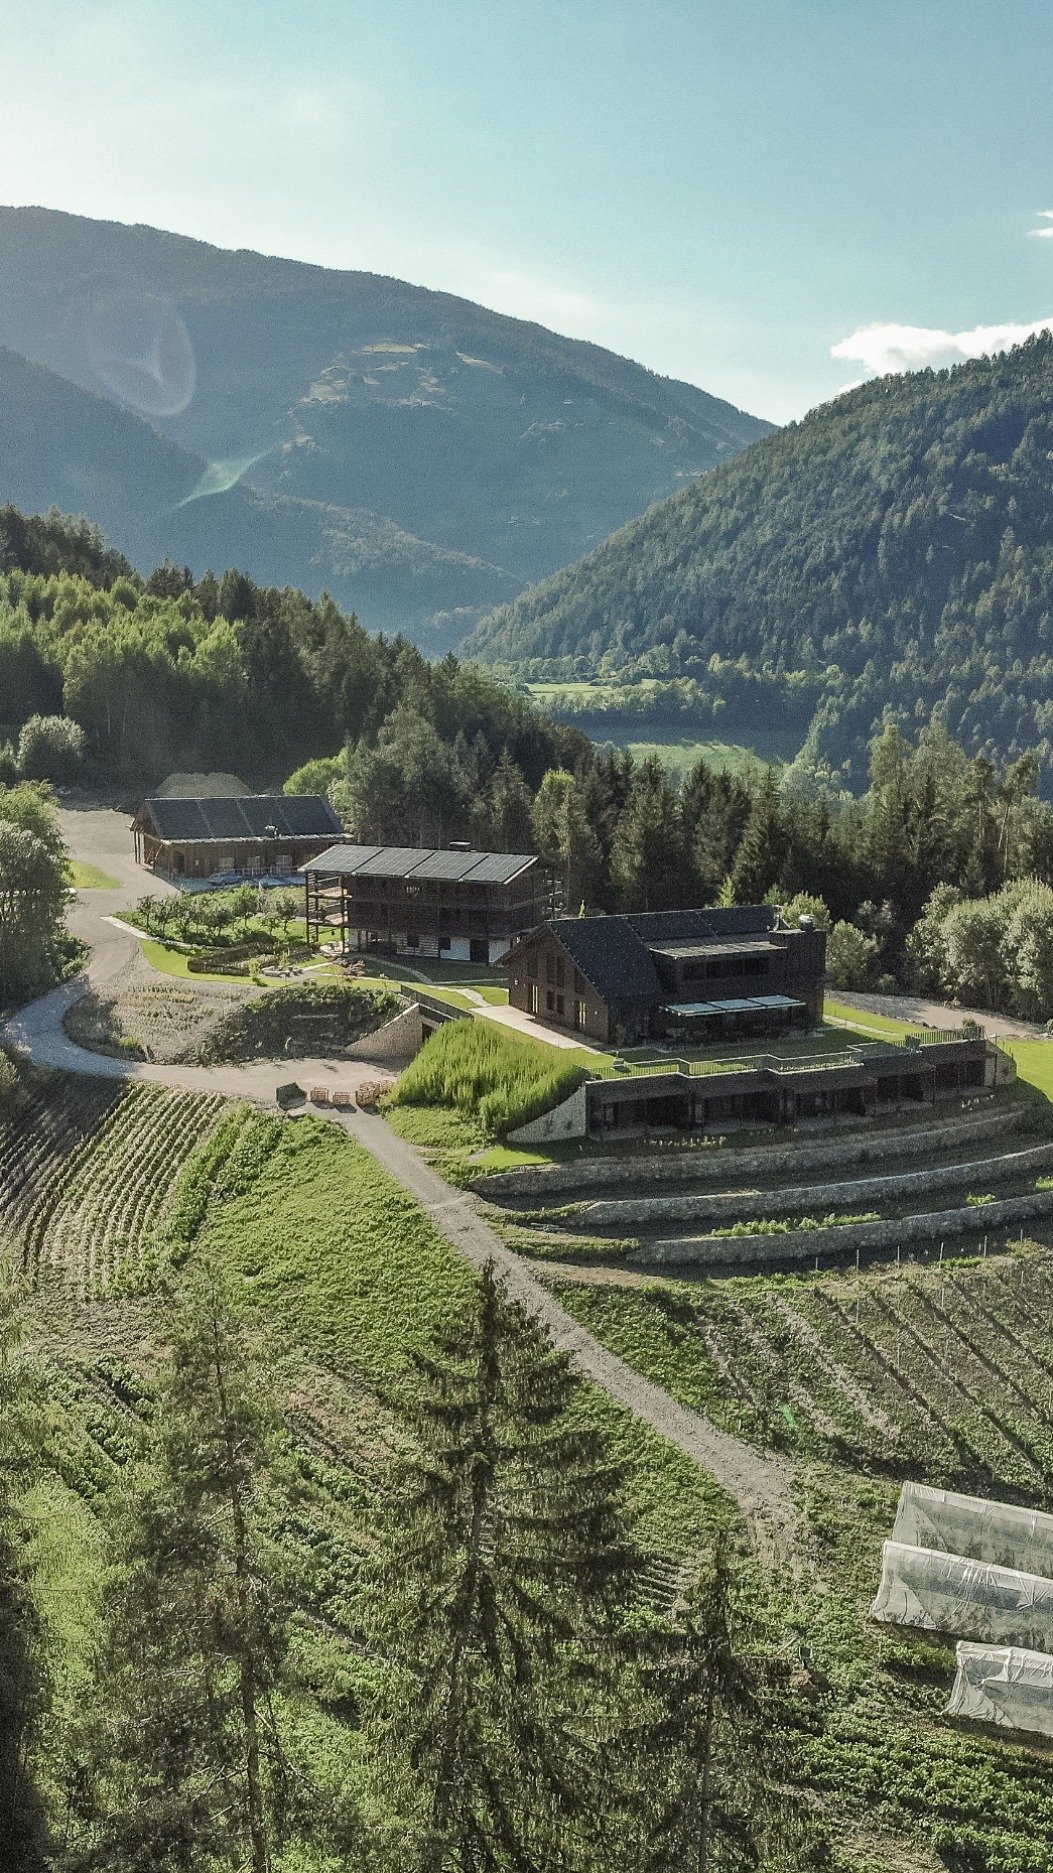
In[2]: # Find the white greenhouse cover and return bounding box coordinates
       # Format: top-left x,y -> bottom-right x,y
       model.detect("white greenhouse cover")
947,1642 -> 1053,1739
870,1541 -> 1053,1651
893,1482 -> 1053,1575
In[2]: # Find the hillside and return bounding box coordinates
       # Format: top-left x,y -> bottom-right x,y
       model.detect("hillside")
0,207 -> 770,643
0,346 -> 514,641
464,335 -> 1053,785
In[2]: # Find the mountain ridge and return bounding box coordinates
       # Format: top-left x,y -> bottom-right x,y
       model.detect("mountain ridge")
462,336 -> 1053,784
0,207 -> 771,642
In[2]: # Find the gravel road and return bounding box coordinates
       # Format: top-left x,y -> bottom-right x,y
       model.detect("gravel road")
0,800 -> 797,1548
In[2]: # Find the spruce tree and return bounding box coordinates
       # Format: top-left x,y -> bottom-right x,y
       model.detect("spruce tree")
87,1264 -> 293,1873
626,1542 -> 828,1873
728,770 -> 785,905
609,758 -> 685,911
366,1262 -> 637,1873
0,1266 -> 48,1871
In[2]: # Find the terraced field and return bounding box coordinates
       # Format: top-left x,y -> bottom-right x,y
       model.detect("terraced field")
477,1099 -> 1053,1271
0,1073 -> 227,1293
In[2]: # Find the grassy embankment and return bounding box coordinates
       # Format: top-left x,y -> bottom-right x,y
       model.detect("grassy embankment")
6,1073 -> 727,1849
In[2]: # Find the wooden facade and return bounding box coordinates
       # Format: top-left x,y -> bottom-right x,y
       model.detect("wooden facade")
505,908 -> 827,1047
302,843 -> 556,963
133,795 -> 342,881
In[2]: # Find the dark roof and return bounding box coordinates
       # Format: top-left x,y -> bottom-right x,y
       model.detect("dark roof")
653,939 -> 777,961
527,917 -> 664,1004
301,844 -> 537,885
623,906 -> 777,942
140,795 -> 342,844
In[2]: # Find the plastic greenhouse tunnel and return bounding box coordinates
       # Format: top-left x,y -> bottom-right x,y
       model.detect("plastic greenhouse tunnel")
870,1541 -> 1053,1652
947,1641 -> 1053,1739
893,1481 -> 1053,1574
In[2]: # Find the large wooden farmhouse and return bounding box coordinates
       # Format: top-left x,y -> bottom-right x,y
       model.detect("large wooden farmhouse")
133,795 -> 342,880
504,906 -> 826,1046
302,843 -> 555,963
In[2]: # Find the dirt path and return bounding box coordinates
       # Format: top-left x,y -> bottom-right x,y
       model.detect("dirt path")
0,800 -> 797,1549
831,988 -> 1049,1043
335,1106 -> 795,1551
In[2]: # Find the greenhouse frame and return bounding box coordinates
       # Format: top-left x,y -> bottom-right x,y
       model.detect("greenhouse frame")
947,1641 -> 1053,1739
893,1481 -> 1053,1575
870,1540 -> 1053,1651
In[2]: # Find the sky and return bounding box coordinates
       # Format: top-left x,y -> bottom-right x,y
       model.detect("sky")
4,0 -> 1053,423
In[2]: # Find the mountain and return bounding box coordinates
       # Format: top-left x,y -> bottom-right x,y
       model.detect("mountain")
0,345 -> 512,637
0,206 -> 771,643
463,335 -> 1053,784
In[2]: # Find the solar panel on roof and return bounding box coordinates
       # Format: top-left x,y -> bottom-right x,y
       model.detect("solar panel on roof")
299,844 -> 537,884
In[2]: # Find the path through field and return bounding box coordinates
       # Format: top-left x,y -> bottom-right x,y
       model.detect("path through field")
0,802 -> 796,1549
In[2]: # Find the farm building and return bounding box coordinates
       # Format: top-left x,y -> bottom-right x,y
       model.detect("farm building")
302,843 -> 556,963
504,905 -> 826,1046
133,795 -> 342,880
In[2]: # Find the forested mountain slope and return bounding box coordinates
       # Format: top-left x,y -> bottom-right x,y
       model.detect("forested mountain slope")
0,347 -> 512,637
465,336 -> 1053,785
0,207 -> 770,643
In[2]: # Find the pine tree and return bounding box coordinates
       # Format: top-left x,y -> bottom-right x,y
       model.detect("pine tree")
87,1265 -> 294,1873
729,770 -> 786,905
609,759 -> 685,911
627,1541 -> 828,1873
0,1266 -> 48,1871
366,1262 -> 636,1873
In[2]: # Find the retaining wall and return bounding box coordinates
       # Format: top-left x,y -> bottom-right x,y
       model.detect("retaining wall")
343,1002 -> 423,1061
641,1188 -> 1053,1269
577,1141 -> 1053,1231
506,1084 -> 588,1145
472,1105 -> 1025,1202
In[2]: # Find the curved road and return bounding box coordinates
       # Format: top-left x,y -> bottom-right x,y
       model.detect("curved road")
1,805 -> 796,1549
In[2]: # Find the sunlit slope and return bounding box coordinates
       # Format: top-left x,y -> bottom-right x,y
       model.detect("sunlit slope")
0,206 -> 771,601
0,346 -> 512,638
465,337 -> 1053,781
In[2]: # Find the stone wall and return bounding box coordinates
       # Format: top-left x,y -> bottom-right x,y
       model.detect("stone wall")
641,1187 -> 1053,1269
506,1084 -> 588,1144
343,1001 -> 423,1062
471,1105 -> 1023,1201
578,1140 -> 1053,1231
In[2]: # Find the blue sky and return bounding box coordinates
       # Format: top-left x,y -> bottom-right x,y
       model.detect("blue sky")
5,0 -> 1053,421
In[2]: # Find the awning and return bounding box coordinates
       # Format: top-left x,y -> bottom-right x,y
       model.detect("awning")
662,995 -> 805,1018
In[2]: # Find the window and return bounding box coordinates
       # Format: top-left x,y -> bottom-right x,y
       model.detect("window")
574,1000 -> 586,1030
469,938 -> 488,964
546,953 -> 557,985
438,935 -> 451,952
556,995 -> 565,1019
529,983 -> 539,1014
555,956 -> 565,989
546,989 -> 555,1012
405,932 -> 419,949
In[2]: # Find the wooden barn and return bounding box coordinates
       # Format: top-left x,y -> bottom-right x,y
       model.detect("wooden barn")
132,795 -> 342,880
504,906 -> 827,1046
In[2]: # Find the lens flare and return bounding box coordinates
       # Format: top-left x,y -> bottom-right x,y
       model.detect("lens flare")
86,294 -> 196,417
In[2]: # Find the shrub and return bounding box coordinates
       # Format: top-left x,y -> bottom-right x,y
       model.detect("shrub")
196,982 -> 400,1064
17,713 -> 86,782
389,1018 -> 585,1139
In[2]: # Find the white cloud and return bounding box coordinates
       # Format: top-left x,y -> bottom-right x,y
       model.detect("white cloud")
830,317 -> 1053,377
1030,211 -> 1053,239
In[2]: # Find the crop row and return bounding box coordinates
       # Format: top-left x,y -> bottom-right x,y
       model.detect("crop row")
5,1084 -> 226,1294
555,1249 -> 1053,1495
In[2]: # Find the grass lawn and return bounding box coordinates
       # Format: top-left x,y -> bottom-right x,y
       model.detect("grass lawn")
137,938 -> 250,984
68,861 -> 120,890
824,998 -> 915,1039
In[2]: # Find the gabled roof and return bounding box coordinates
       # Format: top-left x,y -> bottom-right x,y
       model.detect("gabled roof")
514,916 -> 664,1004
138,795 -> 341,844
301,844 -> 537,885
508,904 -> 785,1006
623,906 -> 777,942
